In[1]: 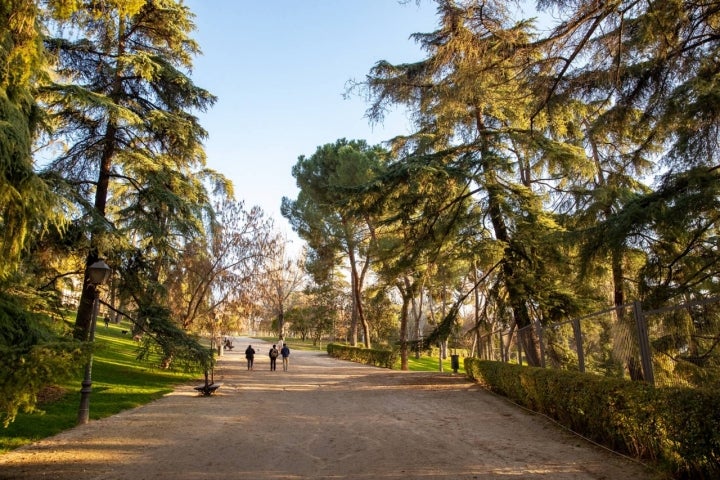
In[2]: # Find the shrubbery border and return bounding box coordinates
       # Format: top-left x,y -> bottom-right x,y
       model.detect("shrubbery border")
326,343 -> 398,369
464,358 -> 720,479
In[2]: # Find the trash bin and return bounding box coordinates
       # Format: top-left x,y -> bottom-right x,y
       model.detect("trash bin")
450,354 -> 460,373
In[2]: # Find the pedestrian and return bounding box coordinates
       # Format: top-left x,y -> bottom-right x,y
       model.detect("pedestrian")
281,343 -> 290,371
245,344 -> 256,370
269,344 -> 279,371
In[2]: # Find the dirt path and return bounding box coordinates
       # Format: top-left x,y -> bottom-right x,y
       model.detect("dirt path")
0,337 -> 661,479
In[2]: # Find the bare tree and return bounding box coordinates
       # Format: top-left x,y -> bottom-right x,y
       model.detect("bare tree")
166,200 -> 274,335
254,234 -> 307,337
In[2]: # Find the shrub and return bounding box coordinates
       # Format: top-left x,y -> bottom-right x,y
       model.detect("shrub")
465,358 -> 720,479
326,343 -> 398,369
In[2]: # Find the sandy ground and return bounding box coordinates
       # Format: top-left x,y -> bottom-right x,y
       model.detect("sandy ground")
0,337 -> 663,480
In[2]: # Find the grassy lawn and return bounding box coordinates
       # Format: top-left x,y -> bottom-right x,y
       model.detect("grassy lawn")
404,353 -> 467,374
0,321 -> 201,454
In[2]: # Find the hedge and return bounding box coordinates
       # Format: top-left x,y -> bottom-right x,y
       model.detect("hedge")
465,358 -> 720,479
326,343 -> 398,369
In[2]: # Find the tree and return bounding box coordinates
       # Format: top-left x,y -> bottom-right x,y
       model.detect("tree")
285,286 -> 336,345
283,139 -> 384,347
362,285 -> 398,347
535,0 -> 720,376
360,1 -> 576,365
540,0 -> 720,302
0,0 -> 90,427
0,0 -> 67,280
164,200 -> 271,331
254,233 -> 306,337
351,143 -> 477,368
39,1 -> 216,351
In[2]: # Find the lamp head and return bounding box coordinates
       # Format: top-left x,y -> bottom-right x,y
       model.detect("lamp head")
88,260 -> 112,285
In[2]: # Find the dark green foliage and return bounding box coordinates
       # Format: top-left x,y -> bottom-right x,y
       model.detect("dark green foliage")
40,0 -> 218,343
131,304 -> 213,372
1,322 -> 201,449
285,304 -> 333,344
283,138 -> 387,347
0,293 -> 84,426
327,343 -> 399,369
2,0 -> 223,426
465,358 -> 720,479
422,301 -> 460,349
0,0 -> 64,280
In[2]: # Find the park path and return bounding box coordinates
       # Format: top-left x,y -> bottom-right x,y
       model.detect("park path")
0,337 -> 660,479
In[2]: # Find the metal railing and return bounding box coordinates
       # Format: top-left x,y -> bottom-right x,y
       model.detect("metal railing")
474,297 -> 720,387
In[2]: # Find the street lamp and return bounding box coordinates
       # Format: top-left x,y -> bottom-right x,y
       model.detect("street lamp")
77,260 -> 112,425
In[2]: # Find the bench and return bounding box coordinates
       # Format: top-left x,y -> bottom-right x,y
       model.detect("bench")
193,382 -> 223,396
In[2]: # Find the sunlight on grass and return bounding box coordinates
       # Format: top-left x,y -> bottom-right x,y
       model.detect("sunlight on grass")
0,321 -> 201,453
404,354 -> 466,373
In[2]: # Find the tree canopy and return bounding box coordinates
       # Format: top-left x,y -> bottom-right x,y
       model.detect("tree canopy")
2,0 -> 720,422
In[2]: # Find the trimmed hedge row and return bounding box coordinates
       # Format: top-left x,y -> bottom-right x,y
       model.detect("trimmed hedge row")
326,343 -> 398,369
465,358 -> 720,479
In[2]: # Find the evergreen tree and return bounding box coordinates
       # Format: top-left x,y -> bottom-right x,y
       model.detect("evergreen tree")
0,0 -> 66,279
282,139 -> 384,347
38,1 -> 216,348
541,0 -> 720,304
537,0 -> 720,377
0,0 -> 88,425
360,0 -> 581,365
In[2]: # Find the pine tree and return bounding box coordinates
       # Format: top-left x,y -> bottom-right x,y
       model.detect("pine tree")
283,139 -> 385,347
39,1 -> 217,343
361,0 -> 581,365
0,0 -> 90,425
0,0 -> 66,280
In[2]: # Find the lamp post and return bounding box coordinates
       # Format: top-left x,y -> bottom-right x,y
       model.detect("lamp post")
77,260 -> 112,425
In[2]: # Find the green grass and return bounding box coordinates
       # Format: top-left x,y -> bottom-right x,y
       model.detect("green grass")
0,321 -> 201,453
404,354 -> 466,374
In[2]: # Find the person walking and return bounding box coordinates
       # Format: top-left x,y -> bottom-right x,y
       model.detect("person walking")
269,344 -> 279,371
245,344 -> 256,370
281,343 -> 290,371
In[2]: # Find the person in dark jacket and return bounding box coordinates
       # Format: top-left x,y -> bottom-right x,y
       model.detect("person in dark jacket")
245,345 -> 256,370
269,344 -> 279,371
280,344 -> 290,371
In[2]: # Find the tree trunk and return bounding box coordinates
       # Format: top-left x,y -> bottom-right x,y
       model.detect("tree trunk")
612,250 -> 644,380
277,301 -> 285,337
476,109 -> 541,366
348,243 -> 371,348
73,19 -> 123,341
73,123 -> 116,340
349,293 -> 358,346
399,292 -> 410,371
397,276 -> 415,371
411,287 -> 424,359
473,266 -> 481,358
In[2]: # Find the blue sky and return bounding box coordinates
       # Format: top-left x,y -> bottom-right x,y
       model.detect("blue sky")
185,1 -> 439,239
